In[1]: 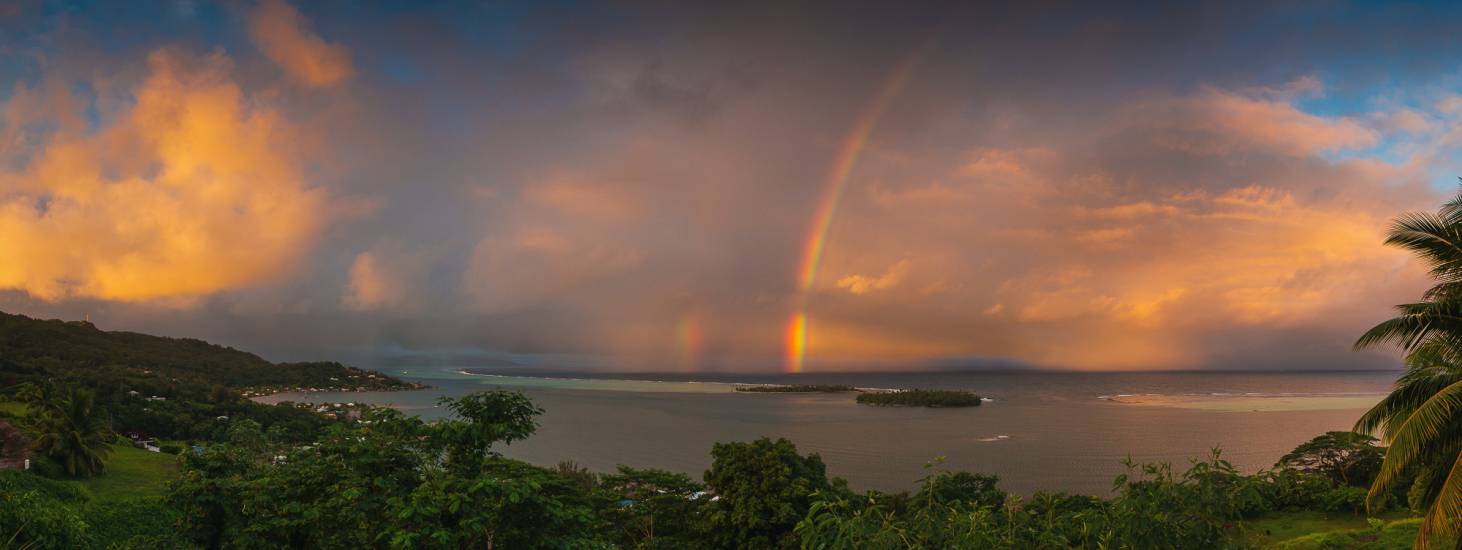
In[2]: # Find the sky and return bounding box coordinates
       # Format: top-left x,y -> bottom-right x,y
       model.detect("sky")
3,0 -> 1462,372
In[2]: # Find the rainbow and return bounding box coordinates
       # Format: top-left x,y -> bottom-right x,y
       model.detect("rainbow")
675,313 -> 703,371
785,44 -> 932,373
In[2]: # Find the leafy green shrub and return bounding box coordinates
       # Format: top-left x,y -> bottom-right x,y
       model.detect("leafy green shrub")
1314,485 -> 1368,515
914,470 -> 1005,509
158,445 -> 182,455
82,498 -> 184,548
0,470 -> 92,549
0,468 -> 90,502
1247,470 -> 1372,515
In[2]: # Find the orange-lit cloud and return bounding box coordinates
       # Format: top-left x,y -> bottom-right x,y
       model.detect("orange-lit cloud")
5,3 -> 1459,372
247,0 -> 353,87
806,83 -> 1435,369
342,253 -> 392,310
0,49 -> 322,302
837,259 -> 910,294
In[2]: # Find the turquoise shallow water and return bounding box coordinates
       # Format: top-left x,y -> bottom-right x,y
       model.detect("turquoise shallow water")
256,367 -> 1394,495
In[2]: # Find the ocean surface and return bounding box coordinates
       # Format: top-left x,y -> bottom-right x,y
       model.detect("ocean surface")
255,367 -> 1396,495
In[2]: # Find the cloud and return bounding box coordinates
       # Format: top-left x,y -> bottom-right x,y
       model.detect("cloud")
0,49 -> 322,302
3,2 -> 1459,371
1127,85 -> 1379,157
808,84 -> 1437,369
837,259 -> 910,295
523,174 -> 643,222
342,253 -> 394,310
1076,227 -> 1135,244
463,228 -> 645,313
247,0 -> 353,87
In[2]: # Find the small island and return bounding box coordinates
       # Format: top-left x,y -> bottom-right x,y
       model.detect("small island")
735,384 -> 858,393
856,389 -> 984,408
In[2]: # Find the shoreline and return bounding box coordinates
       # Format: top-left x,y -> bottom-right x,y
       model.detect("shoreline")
456,369 -> 909,394
241,381 -> 431,400
1100,392 -> 1386,412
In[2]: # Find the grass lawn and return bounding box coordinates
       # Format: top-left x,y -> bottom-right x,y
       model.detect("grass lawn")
75,444 -> 180,501
1244,510 -> 1433,549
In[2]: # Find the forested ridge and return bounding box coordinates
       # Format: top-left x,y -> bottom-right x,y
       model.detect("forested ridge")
0,311 -> 417,442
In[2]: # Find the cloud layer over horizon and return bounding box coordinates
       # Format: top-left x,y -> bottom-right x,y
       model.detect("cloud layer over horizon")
4,0 -> 1462,371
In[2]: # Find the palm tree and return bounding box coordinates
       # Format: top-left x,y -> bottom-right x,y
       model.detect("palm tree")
20,383 -> 113,478
1355,188 -> 1462,549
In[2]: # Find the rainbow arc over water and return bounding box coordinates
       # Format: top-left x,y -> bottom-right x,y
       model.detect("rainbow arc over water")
784,43 -> 934,373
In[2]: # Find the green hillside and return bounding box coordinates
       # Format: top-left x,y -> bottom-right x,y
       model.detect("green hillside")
0,311 -> 411,390
0,311 -> 420,441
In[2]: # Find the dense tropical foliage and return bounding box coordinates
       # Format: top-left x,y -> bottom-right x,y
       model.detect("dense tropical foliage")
1353,188 -> 1462,547
856,389 -> 984,407
18,382 -> 113,478
1,385 -> 1451,549
1277,431 -> 1384,488
1,305 -> 1457,548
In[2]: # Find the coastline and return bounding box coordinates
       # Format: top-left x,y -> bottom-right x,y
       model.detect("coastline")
1099,392 -> 1386,412
242,381 -> 431,400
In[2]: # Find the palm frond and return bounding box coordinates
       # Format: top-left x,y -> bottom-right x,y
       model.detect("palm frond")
1355,301 -> 1462,352
1422,281 -> 1462,302
1368,380 -> 1462,505
1357,342 -> 1462,436
1413,451 -> 1461,550
1385,212 -> 1462,280
1436,181 -> 1462,223
1356,375 -> 1461,437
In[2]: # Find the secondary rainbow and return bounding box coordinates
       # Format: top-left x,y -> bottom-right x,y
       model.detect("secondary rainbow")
784,45 -> 932,373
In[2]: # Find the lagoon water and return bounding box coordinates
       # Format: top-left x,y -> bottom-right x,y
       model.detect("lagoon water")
255,368 -> 1395,495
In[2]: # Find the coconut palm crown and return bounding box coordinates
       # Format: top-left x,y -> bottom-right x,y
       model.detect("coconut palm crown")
20,382 -> 114,478
1355,186 -> 1462,549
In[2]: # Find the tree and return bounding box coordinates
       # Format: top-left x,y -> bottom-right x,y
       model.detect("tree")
592,466 -> 707,549
1354,186 -> 1462,548
1277,431 -> 1384,487
914,470 -> 1006,509
167,424 -> 266,549
20,383 -> 113,478
389,459 -> 599,550
167,391 -> 603,549
702,437 -> 833,549
433,390 -> 542,472
795,451 -> 1255,549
